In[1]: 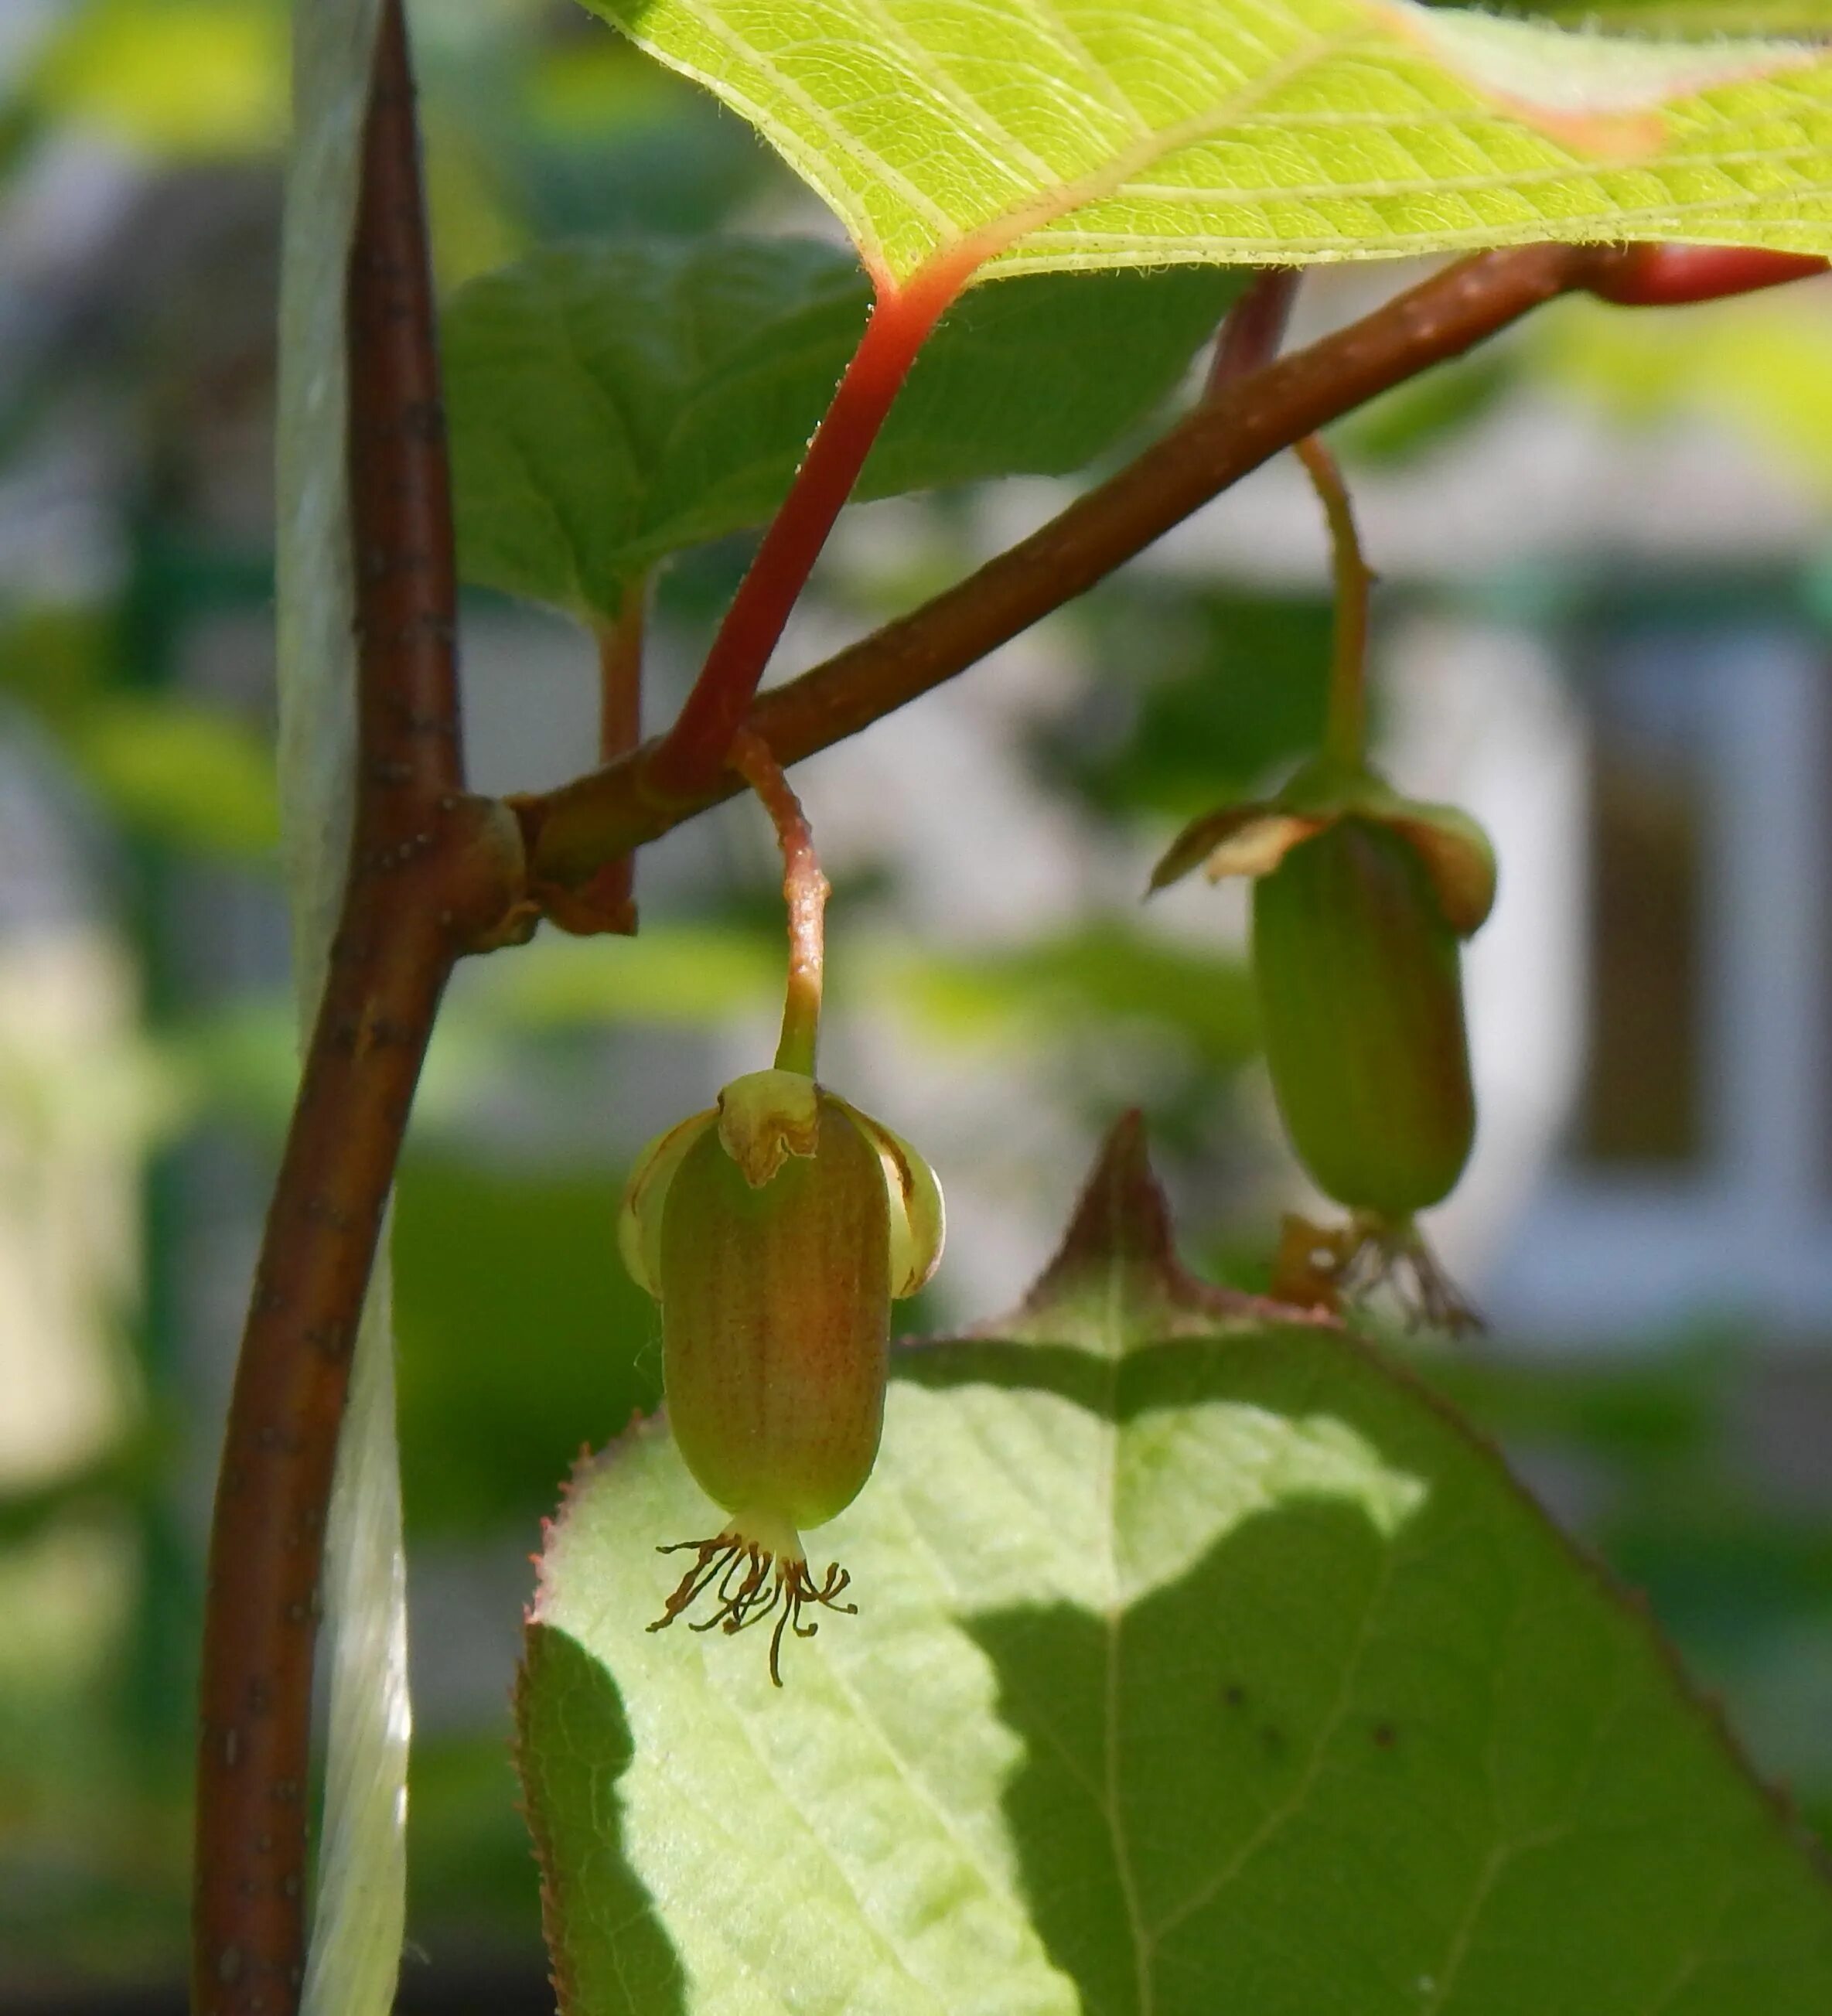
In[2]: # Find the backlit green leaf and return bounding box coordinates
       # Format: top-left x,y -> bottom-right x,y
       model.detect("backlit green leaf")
520,1117 -> 1832,2014
445,236 -> 1238,619
582,0 -> 1832,285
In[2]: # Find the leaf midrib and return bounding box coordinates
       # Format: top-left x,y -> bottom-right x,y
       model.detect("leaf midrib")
1100,1252 -> 1153,2016
930,28 -> 1367,284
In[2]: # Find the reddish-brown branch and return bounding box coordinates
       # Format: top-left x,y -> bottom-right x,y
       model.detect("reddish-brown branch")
598,585 -> 646,769
191,6 -> 520,2012
527,243 -> 1604,886
643,260 -> 967,801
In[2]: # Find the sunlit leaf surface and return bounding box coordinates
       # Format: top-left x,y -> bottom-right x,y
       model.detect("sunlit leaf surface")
581,0 -> 1832,283
520,1118 -> 1832,2014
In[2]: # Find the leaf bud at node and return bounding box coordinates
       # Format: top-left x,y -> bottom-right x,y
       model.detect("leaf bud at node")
617,1070 -> 943,1682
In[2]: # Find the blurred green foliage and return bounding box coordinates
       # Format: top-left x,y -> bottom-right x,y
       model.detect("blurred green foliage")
1038,582 -> 1334,819
28,0 -> 288,159
394,1153 -> 662,1540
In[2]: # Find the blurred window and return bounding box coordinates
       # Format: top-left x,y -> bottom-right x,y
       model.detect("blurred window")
1576,644 -> 1711,1168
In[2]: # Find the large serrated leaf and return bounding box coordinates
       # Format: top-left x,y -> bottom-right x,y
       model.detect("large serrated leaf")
445,237 -> 1238,621
582,0 -> 1832,285
519,1116 -> 1832,2015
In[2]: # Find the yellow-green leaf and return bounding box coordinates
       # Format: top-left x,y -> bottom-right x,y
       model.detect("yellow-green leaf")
582,0 -> 1832,285
519,1118 -> 1832,2014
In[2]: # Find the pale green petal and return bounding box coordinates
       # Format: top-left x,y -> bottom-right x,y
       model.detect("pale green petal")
833,1098 -> 946,1298
617,1108 -> 717,1297
1150,803 -> 1326,892
1382,797 -> 1499,936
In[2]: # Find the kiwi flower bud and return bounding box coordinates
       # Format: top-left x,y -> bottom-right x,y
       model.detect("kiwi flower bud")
1151,757 -> 1494,1325
619,1068 -> 943,1682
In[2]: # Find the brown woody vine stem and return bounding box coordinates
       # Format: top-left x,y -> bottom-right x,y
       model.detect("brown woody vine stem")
527,240 -> 1619,886
191,6 -> 521,2013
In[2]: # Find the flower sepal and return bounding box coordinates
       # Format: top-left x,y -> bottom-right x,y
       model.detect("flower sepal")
1148,756 -> 1496,939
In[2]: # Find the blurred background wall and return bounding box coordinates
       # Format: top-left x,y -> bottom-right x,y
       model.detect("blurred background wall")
2,2 -> 1831,2007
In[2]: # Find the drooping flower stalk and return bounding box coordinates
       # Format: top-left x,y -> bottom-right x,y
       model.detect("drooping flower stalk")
1295,435 -> 1372,776
729,727 -> 827,1079
1150,433 -> 1493,1331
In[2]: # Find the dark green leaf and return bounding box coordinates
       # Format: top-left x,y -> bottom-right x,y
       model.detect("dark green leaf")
446,236 -> 1239,621
395,1156 -> 662,1538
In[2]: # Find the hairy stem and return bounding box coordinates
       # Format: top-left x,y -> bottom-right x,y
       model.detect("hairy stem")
1294,435 -> 1370,773
730,726 -> 829,1077
528,243 -> 1603,885
643,260 -> 967,801
192,8 -> 516,2011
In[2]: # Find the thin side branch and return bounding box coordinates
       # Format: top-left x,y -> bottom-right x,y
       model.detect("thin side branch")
192,7 -> 519,2011
599,585 -> 646,769
527,242 -> 1605,885
556,585 -> 647,934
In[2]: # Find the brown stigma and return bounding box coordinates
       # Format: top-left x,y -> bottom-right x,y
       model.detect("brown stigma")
648,1533 -> 856,1686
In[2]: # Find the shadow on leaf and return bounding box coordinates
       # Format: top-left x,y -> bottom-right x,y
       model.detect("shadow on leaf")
517,1624 -> 687,2016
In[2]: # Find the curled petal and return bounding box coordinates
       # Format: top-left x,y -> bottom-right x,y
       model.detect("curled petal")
1148,803 -> 1322,893
1382,800 -> 1498,937
617,1106 -> 717,1297
832,1098 -> 946,1298
715,1068 -> 821,1187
